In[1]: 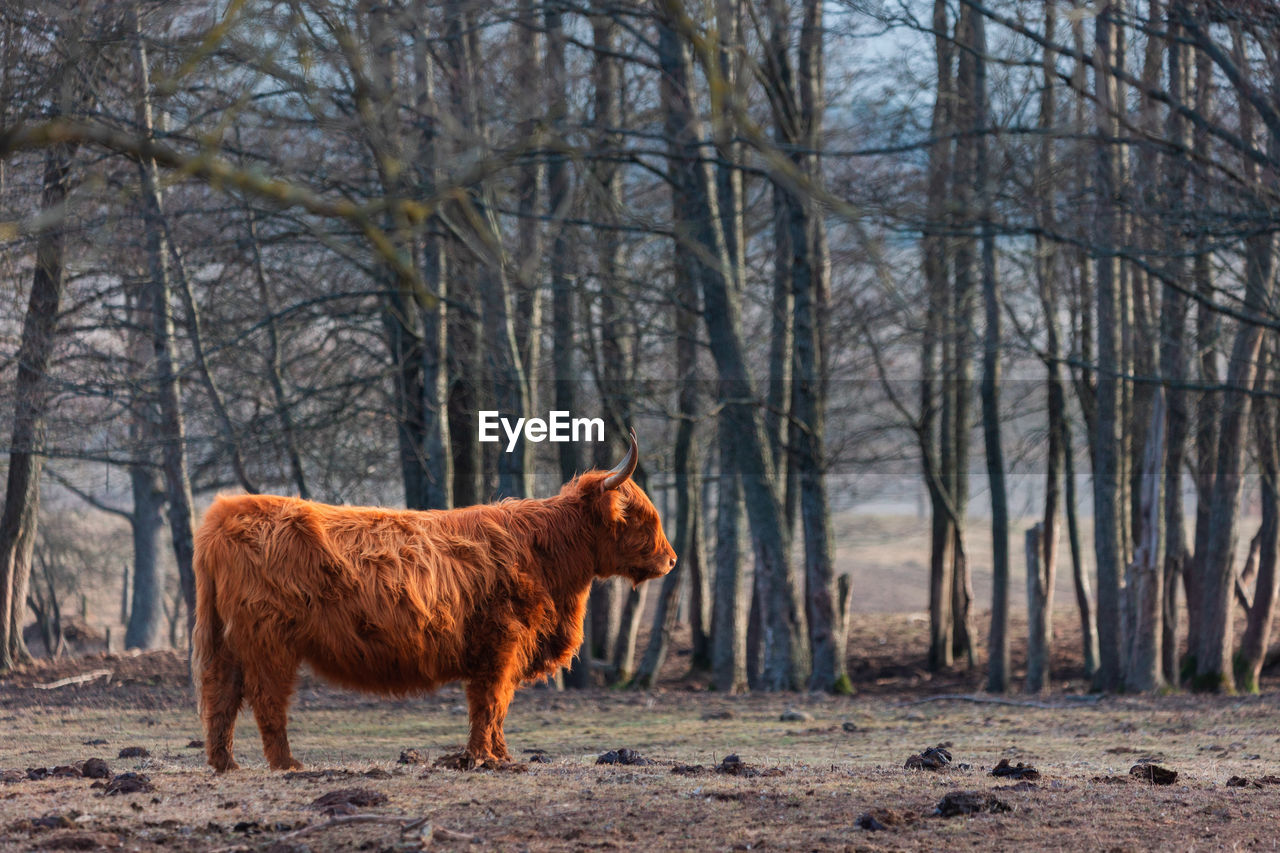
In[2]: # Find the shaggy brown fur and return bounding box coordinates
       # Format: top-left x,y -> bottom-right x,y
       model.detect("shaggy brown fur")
192,438 -> 675,772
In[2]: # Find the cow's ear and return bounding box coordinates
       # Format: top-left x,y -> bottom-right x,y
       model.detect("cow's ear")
596,488 -> 627,525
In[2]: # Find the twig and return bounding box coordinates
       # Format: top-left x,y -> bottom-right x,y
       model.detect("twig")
894,693 -> 1103,710
34,669 -> 112,689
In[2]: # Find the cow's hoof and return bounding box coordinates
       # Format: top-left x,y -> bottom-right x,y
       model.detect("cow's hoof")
210,758 -> 240,774
272,759 -> 304,771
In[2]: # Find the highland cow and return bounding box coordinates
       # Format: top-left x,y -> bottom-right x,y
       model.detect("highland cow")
192,432 -> 674,772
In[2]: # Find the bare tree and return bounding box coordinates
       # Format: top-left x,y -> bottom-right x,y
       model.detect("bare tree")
657,0 -> 808,690
1090,0 -> 1125,693
921,0 -> 956,673
1238,351 -> 1279,692
0,3 -> 85,670
132,5 -> 197,633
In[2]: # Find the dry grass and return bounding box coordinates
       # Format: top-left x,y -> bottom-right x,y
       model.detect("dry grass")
4,648 -> 1280,851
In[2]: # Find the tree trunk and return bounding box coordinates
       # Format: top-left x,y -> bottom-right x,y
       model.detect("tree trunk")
765,0 -> 794,498
511,0 -> 544,405
122,229 -> 164,651
1091,1 -> 1124,692
382,279 -> 430,508
1185,43 -> 1217,679
442,4 -> 482,509
698,0 -> 743,676
245,206 -> 311,500
1126,390 -> 1166,691
135,47 -> 199,639
657,0 -> 807,689
1190,32 -> 1277,690
922,0 -> 955,673
125,461 -> 165,650
688,483 -> 712,672
950,1 -> 978,669
548,3 -> 577,490
773,0 -> 843,693
633,229 -> 701,687
612,584 -> 647,684
580,14 -> 633,677
712,414 -> 749,692
364,2 -> 433,511
1192,241 -> 1273,691
1028,0 -> 1063,696
1063,416 -> 1099,678
0,139 -> 73,670
417,273 -> 452,508
1159,0 -> 1191,685
1063,96 -> 1100,680
1025,524 -> 1052,691
966,3 -> 1009,695
443,5 -> 529,501
610,463 -> 655,683
411,17 -> 452,511
1237,370 -> 1279,693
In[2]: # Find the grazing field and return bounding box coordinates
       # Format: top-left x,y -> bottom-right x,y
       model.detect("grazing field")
3,627 -> 1280,851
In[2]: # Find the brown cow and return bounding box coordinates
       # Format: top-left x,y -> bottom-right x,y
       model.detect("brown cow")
192,432 -> 674,772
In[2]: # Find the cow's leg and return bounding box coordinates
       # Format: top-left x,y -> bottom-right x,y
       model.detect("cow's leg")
201,652 -> 244,773
242,649 -> 303,770
487,681 -> 516,761
465,676 -> 516,764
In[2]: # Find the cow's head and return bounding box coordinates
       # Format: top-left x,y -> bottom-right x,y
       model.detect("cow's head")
579,430 -> 677,585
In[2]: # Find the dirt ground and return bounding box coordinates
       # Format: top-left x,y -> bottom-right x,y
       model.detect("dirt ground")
4,615 -> 1280,851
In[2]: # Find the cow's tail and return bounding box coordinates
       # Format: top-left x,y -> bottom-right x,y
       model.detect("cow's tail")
191,527 -> 222,721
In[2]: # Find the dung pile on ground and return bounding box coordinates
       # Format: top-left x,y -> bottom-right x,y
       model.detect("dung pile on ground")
81,759 -> 110,779
21,759 -> 112,782
857,807 -> 917,831
715,754 -> 783,778
101,773 -> 153,795
991,759 -> 1040,780
671,764 -> 707,776
1226,775 -> 1280,788
309,787 -> 388,816
904,744 -> 953,771
1129,763 -> 1177,785
597,748 -> 652,766
935,791 -> 1012,817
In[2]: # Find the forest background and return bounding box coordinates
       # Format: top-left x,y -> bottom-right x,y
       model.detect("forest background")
2,0 -> 1278,699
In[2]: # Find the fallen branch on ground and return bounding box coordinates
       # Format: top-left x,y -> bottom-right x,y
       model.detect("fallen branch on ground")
34,670 -> 112,689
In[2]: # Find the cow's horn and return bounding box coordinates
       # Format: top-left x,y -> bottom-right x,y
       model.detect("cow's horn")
602,429 -> 639,490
